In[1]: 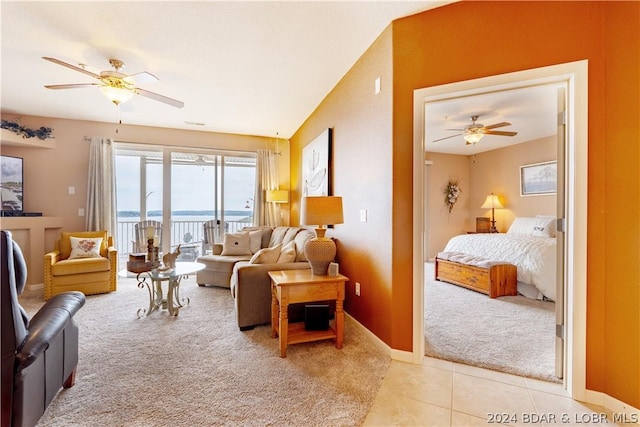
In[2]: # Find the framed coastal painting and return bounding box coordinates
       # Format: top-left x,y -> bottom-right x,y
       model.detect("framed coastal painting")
520,161 -> 557,196
302,128 -> 332,196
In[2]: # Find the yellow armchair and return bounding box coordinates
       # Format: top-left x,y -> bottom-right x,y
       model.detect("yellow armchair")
44,230 -> 117,300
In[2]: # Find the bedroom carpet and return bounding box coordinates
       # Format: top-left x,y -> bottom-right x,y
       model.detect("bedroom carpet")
18,275 -> 390,427
424,262 -> 560,383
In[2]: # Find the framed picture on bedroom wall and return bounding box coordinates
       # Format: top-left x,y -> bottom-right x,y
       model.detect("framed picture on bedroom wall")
520,161 -> 557,196
302,128 -> 332,196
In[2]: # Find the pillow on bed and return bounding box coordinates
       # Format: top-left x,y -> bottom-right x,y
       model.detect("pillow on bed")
507,217 -> 538,235
507,216 -> 556,237
534,215 -> 556,237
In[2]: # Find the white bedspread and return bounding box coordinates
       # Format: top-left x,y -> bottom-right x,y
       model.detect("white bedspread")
443,234 -> 557,301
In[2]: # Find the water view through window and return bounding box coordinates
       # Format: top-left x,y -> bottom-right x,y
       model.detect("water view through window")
115,145 -> 256,260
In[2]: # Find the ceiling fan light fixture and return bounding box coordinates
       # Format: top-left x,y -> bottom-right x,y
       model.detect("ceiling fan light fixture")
464,132 -> 484,144
99,85 -> 135,105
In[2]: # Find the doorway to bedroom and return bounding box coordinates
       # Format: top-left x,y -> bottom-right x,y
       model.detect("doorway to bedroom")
412,61 -> 588,396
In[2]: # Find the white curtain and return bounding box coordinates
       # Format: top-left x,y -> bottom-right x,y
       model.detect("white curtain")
85,137 -> 117,239
254,149 -> 279,226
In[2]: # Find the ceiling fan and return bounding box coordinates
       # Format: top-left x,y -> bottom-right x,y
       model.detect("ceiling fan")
433,115 -> 517,145
42,57 -> 184,108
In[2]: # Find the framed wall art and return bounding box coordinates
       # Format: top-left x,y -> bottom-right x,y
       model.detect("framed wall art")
302,128 -> 332,196
520,160 -> 557,196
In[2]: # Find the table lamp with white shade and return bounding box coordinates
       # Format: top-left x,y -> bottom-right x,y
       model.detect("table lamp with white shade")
300,196 -> 343,275
480,193 -> 504,233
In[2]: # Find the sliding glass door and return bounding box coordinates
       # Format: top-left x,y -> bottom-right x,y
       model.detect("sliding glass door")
114,144 -> 256,261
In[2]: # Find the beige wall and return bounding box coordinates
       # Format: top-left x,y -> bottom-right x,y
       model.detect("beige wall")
0,113 -> 279,247
469,136 -> 557,231
425,136 -> 556,259
425,153 -> 470,259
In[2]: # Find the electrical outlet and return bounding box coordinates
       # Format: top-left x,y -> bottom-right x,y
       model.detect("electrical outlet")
355,282 -> 361,296
78,208 -> 84,217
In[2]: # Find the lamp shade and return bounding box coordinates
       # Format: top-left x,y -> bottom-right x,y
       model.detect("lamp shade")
480,193 -> 504,209
100,85 -> 134,105
266,189 -> 289,203
464,133 -> 484,144
300,196 -> 343,227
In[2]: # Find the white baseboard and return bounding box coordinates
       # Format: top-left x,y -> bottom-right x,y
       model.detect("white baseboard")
583,389 -> 640,424
346,312 -> 423,364
26,283 -> 43,291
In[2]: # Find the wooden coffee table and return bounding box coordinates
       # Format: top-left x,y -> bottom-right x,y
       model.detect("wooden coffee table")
269,270 -> 348,357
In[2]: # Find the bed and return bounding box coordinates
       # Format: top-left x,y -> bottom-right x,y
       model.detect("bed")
441,216 -> 557,301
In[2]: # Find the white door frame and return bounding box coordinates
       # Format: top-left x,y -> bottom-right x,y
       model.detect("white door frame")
412,61 -> 588,400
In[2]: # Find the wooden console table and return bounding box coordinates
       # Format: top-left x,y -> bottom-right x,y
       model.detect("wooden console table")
269,270 -> 348,358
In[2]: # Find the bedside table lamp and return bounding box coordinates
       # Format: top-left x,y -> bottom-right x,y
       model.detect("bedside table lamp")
481,193 -> 504,233
300,196 -> 343,275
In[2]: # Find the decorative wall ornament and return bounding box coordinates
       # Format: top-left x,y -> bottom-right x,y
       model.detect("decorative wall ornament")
444,178 -> 462,213
1,119 -> 53,140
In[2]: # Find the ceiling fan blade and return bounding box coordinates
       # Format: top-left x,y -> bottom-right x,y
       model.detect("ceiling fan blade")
42,57 -> 101,79
484,121 -> 511,130
124,71 -> 159,85
485,130 -> 518,136
44,83 -> 100,90
432,133 -> 462,142
136,88 -> 184,108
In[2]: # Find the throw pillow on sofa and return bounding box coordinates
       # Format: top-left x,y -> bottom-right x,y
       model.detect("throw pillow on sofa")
249,230 -> 262,254
249,243 -> 282,264
277,241 -> 296,263
221,231 -> 251,256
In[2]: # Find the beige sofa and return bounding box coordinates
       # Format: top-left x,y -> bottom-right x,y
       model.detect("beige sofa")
196,226 -> 314,330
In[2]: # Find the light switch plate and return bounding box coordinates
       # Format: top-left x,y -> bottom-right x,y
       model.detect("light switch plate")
360,209 -> 367,222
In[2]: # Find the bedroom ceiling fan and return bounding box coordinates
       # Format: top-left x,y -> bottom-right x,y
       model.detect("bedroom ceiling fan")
42,57 -> 184,108
433,115 -> 517,145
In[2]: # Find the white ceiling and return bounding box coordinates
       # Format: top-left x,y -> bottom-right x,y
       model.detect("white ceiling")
424,83 -> 560,155
1,0 -> 452,140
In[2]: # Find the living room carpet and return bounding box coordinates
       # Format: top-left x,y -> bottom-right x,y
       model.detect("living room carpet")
19,275 -> 390,427
424,262 -> 560,383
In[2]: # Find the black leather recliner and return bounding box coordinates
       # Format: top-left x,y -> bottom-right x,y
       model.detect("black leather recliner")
1,230 -> 85,427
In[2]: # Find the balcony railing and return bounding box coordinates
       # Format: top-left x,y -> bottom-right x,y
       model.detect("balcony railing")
116,218 -> 252,263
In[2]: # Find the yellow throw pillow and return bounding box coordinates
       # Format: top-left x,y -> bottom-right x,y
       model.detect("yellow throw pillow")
249,244 -> 282,264
69,236 -> 103,259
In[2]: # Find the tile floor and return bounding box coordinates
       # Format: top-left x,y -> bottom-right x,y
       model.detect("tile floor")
363,357 -> 620,426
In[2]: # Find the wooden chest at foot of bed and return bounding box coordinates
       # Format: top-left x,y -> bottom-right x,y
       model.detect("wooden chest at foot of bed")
435,256 -> 517,298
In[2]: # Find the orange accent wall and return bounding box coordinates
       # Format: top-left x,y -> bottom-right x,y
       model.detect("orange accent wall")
290,27 -> 396,345
291,1 -> 639,407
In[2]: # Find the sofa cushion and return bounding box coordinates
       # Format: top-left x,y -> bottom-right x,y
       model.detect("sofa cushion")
277,241 -> 296,263
52,257 -> 110,276
221,231 -> 251,256
282,228 -> 301,246
268,227 -> 289,247
69,236 -> 103,259
249,243 -> 282,264
294,229 -> 315,262
249,230 -> 262,254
